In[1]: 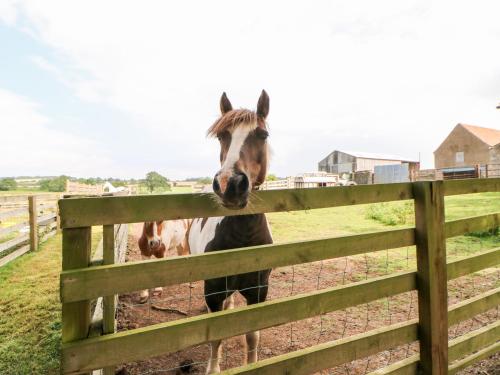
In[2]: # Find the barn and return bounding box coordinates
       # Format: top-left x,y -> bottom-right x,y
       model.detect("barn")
434,123 -> 500,178
318,150 -> 418,175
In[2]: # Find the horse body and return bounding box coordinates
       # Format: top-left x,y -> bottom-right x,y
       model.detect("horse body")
187,90 -> 271,374
138,219 -> 191,302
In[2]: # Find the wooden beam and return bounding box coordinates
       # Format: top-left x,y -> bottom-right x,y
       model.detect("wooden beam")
443,177 -> 500,196
448,287 -> 500,326
413,181 -> 448,374
447,247 -> 499,280
448,341 -> 500,374
59,183 -> 415,228
62,227 -> 92,375
445,213 -> 500,238
102,225 -> 115,375
448,319 -> 500,362
60,228 -> 414,303
0,207 -> 28,220
366,355 -> 419,375
28,196 -> 38,252
0,244 -> 30,267
0,221 -> 29,237
221,321 -> 418,375
61,272 -> 416,374
0,234 -> 29,254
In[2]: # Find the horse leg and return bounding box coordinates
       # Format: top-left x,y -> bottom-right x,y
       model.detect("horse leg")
205,280 -> 235,374
139,255 -> 151,303
239,270 -> 270,365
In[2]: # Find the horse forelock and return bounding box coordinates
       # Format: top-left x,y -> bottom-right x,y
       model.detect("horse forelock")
207,109 -> 266,137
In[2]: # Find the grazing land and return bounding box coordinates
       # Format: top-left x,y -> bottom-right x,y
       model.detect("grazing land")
0,192 -> 498,374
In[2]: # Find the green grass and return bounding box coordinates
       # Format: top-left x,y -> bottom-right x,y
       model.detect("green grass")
0,228 -> 102,375
0,192 -> 498,373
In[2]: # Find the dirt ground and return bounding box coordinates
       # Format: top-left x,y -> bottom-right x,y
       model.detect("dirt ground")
116,224 -> 499,375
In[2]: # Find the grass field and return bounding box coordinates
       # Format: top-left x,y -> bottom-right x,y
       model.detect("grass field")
0,192 -> 498,374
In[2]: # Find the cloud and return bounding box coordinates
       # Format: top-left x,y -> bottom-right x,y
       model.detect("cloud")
1,1 -> 500,178
0,88 -> 116,177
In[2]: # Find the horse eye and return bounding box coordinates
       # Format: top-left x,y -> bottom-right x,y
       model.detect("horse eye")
256,130 -> 269,140
217,131 -> 229,141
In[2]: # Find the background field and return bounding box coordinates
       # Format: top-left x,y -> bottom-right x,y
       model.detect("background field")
0,192 -> 498,374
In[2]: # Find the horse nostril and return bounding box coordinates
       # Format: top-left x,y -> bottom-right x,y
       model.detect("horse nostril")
236,173 -> 249,192
212,177 -> 221,193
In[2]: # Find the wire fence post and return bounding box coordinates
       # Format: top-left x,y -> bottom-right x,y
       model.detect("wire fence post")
413,180 -> 448,374
28,195 -> 38,251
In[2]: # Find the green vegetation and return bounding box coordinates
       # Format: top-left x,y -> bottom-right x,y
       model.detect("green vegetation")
266,174 -> 278,181
39,175 -> 68,192
143,171 -> 171,193
0,178 -> 17,191
0,228 -> 102,375
365,201 -> 414,226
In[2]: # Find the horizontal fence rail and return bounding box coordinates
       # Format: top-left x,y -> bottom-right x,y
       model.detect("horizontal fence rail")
58,178 -> 500,228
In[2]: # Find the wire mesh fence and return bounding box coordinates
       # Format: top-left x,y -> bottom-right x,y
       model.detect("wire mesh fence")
111,216 -> 499,375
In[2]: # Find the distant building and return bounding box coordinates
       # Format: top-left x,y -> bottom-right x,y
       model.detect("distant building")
260,172 -> 338,190
318,150 -> 418,175
434,124 -> 500,169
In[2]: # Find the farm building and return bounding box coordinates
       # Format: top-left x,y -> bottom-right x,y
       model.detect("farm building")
434,123 -> 500,178
318,150 -> 418,174
260,172 -> 339,190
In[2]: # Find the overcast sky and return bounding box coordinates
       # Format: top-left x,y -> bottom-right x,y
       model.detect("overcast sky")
1,1 -> 499,179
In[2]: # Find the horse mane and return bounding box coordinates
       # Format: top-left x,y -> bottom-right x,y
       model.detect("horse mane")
207,109 -> 265,137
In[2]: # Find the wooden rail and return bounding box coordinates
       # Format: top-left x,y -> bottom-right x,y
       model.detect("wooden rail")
59,179 -> 500,374
0,194 -> 59,266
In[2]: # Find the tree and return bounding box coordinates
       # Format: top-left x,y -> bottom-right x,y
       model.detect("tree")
0,178 -> 17,191
266,174 -> 278,181
197,177 -> 212,184
39,176 -> 68,192
143,171 -> 170,193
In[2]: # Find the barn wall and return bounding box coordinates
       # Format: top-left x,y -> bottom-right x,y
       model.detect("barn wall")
434,126 -> 491,168
355,158 -> 402,172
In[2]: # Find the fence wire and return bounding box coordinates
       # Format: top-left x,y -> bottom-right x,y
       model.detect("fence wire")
113,221 -> 499,375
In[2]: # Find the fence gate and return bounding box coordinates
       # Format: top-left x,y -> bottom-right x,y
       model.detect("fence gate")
59,179 -> 500,374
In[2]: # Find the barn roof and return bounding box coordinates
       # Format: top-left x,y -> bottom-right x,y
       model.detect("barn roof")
341,150 -> 418,162
460,124 -> 500,147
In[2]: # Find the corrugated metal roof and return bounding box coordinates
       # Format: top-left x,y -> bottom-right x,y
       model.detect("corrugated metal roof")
460,124 -> 500,147
341,150 -> 418,162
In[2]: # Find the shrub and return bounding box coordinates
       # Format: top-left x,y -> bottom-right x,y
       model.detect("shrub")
0,178 -> 17,191
366,201 -> 414,226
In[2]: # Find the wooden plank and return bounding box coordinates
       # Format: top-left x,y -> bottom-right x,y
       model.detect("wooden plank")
445,213 -> 500,238
413,181 -> 448,374
448,320 -> 500,362
0,221 -> 29,236
0,193 -> 59,204
59,183 -> 415,228
366,355 -> 419,375
0,234 -> 29,254
448,341 -> 500,374
102,225 -> 115,375
0,207 -> 28,220
448,287 -> 500,326
61,227 -> 414,303
38,213 -> 57,226
447,247 -> 500,280
222,321 -> 418,375
62,227 -> 92,375
28,196 -> 38,252
443,177 -> 500,196
0,244 -> 30,267
61,271 -> 416,373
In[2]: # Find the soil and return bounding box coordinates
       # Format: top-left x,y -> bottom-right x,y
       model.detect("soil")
116,224 -> 499,375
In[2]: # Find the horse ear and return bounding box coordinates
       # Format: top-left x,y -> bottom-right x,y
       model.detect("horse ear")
257,89 -> 269,119
220,92 -> 233,114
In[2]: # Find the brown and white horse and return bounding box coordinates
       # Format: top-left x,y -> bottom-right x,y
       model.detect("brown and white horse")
138,220 -> 191,302
188,90 -> 273,373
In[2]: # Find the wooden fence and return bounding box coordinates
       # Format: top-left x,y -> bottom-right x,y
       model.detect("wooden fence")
0,194 -> 60,267
58,179 -> 500,374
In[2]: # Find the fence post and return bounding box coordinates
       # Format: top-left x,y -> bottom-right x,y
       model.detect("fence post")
61,227 -> 92,375
413,181 -> 448,374
102,224 -> 116,375
28,196 -> 38,251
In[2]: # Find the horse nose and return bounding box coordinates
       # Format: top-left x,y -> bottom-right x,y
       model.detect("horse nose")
149,239 -> 158,248
212,174 -> 221,195
226,173 -> 249,198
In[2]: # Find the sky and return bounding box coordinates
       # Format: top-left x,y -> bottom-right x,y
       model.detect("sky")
1,1 -> 499,180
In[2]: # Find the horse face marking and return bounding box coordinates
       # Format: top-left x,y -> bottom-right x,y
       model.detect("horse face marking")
210,91 -> 270,209
144,221 -> 162,249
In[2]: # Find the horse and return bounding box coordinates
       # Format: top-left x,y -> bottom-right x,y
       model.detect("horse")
188,90 -> 272,374
138,219 -> 191,303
